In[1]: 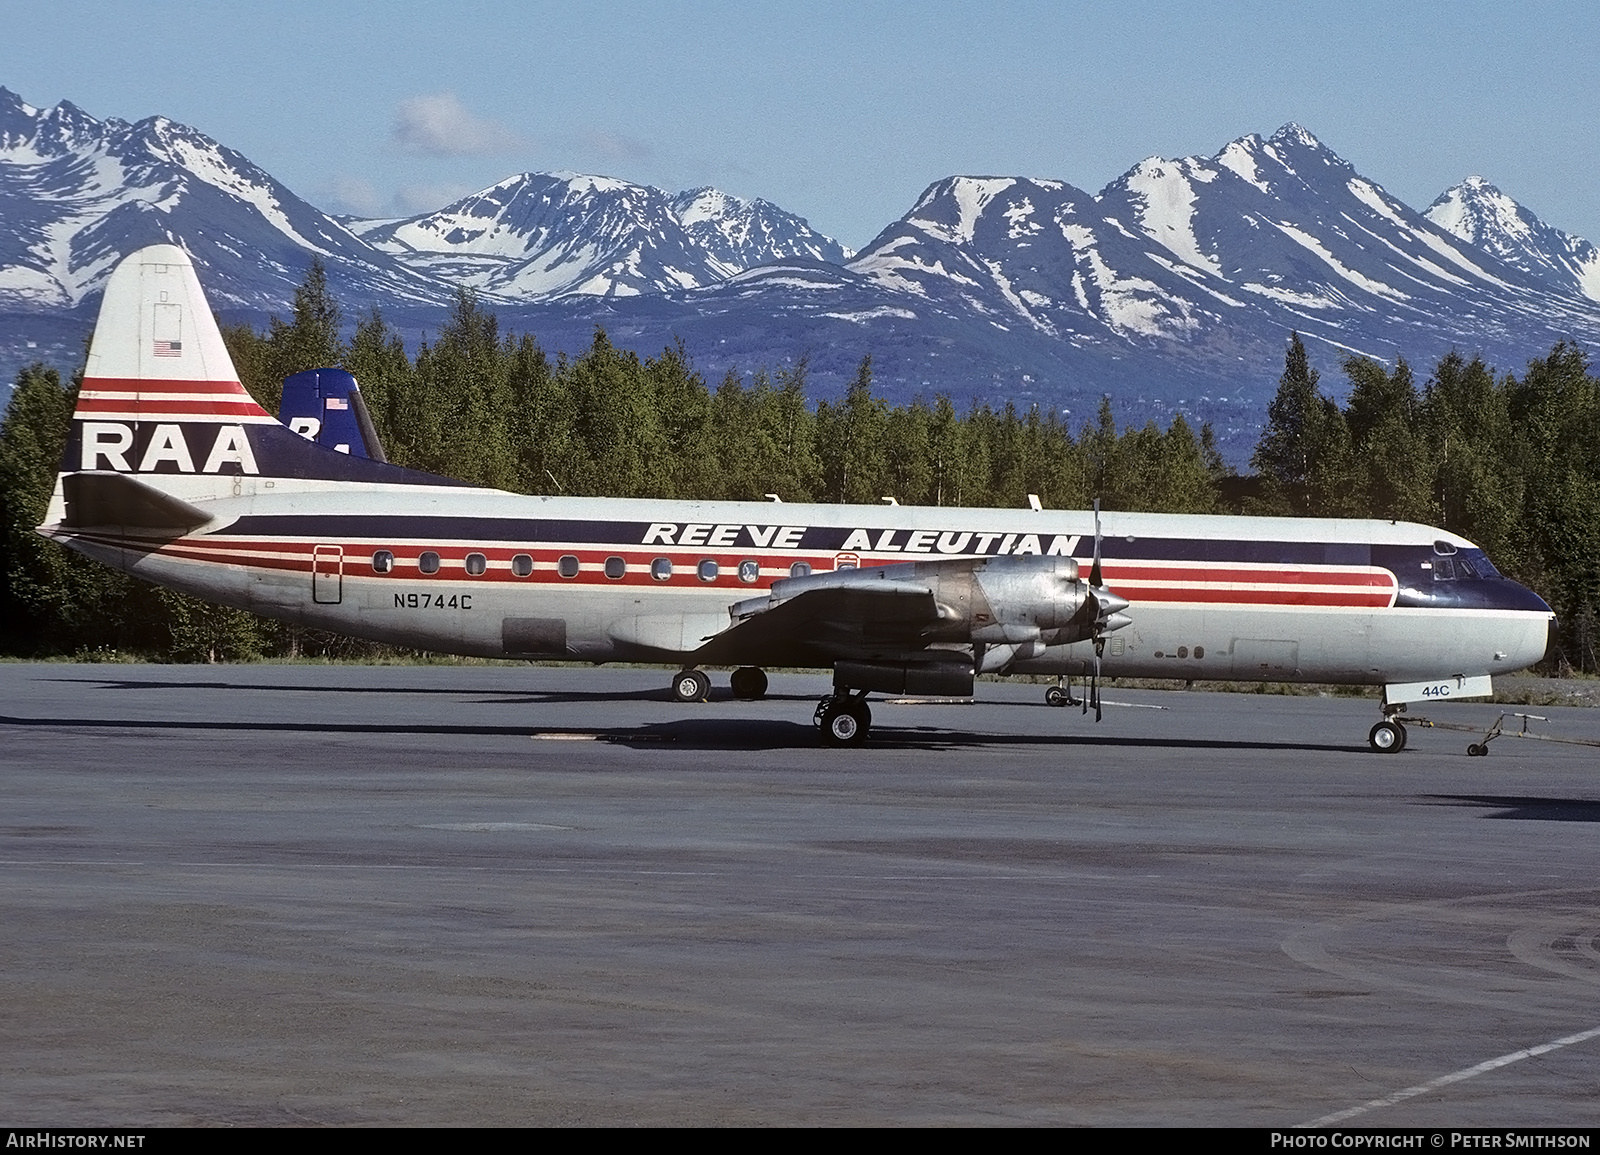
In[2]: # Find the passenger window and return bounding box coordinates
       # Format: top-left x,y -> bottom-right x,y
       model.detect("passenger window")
511,554 -> 533,577
419,551 -> 440,575
604,556 -> 626,580
372,550 -> 393,574
465,552 -> 487,576
651,557 -> 673,581
698,559 -> 719,582
557,555 -> 580,579
790,562 -> 812,578
738,559 -> 760,583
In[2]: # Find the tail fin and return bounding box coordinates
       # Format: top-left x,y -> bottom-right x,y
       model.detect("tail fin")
56,244 -> 454,492
280,368 -> 388,462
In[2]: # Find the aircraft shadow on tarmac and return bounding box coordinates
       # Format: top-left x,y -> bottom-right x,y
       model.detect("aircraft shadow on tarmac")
46,675 -> 851,706
0,710 -> 1357,754
1420,794 -> 1600,822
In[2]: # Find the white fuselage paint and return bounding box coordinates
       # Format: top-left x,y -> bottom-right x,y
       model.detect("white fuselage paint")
54,477 -> 1553,685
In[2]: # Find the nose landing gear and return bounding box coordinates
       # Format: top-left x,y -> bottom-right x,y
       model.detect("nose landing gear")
1368,718 -> 1407,753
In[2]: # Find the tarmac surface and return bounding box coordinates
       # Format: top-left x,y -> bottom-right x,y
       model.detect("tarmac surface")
2,662 -> 1599,1127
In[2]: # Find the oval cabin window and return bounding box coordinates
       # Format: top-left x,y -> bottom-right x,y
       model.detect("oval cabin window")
556,555 -> 580,579
511,554 -> 533,577
371,550 -> 393,574
418,551 -> 440,575
465,553 -> 487,576
604,556 -> 627,580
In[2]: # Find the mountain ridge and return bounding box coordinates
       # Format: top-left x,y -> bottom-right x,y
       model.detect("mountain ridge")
3,87 -> 1598,462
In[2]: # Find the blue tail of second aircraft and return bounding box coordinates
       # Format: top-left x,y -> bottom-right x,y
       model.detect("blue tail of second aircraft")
279,368 -> 388,462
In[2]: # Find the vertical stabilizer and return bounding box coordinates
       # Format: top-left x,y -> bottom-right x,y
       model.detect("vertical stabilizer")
43,245 -> 458,521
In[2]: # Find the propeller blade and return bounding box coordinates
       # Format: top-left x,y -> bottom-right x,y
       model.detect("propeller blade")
1089,498 -> 1103,590
1092,650 -> 1102,723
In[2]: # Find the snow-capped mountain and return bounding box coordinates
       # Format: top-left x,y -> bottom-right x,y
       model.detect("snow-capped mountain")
669,186 -> 851,273
4,87 -> 1600,460
842,125 -> 1600,369
1425,175 -> 1600,303
348,172 -> 849,300
0,87 -> 446,312
0,87 -> 850,316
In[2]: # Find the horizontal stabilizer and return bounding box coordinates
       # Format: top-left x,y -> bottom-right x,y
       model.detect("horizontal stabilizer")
60,472 -> 213,536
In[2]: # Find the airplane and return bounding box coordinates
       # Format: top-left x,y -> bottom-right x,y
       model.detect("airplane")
37,244 -> 1556,750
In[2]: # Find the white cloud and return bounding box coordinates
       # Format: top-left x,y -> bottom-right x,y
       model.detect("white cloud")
323,174 -> 385,217
393,182 -> 475,214
392,92 -> 527,157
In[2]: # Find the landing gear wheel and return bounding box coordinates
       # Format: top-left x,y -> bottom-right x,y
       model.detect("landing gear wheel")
1467,743 -> 1489,757
730,666 -> 769,700
1044,685 -> 1069,708
1368,720 -> 1406,753
819,698 -> 872,746
671,669 -> 710,703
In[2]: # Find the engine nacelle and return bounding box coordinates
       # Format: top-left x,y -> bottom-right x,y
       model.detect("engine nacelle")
966,555 -> 1091,644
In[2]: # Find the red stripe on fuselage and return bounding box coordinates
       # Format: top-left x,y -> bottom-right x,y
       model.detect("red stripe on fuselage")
140,536 -> 1403,608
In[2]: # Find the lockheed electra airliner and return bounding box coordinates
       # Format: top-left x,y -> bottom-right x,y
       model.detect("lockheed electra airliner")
38,245 -> 1555,748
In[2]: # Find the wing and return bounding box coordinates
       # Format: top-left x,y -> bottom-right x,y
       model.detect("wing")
698,572 -> 961,665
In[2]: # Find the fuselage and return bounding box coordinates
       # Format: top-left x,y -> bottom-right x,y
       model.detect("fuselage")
52,472 -> 1555,686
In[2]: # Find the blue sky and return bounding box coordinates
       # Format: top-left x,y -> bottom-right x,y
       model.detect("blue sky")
5,1 -> 1596,250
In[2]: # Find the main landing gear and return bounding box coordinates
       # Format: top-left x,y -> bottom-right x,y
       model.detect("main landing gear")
729,666 -> 769,700
671,668 -> 711,703
814,690 -> 872,746
669,666 -> 769,703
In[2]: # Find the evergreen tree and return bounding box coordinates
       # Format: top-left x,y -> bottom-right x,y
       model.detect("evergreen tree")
1252,332 -> 1324,512
816,354 -> 887,503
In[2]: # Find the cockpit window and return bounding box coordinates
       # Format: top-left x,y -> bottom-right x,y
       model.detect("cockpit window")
1433,557 -> 1455,581
1433,540 -> 1458,555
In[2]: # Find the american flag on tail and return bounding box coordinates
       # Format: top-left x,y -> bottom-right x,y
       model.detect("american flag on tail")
152,339 -> 183,357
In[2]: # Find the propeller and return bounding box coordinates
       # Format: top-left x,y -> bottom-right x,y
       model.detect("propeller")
1082,499 -> 1130,724
1085,500 -> 1103,721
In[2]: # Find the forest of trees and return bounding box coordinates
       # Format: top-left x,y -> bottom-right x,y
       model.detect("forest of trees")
2,262 -> 1597,671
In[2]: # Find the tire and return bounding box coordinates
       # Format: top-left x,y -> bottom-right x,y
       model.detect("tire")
671,669 -> 710,703
1044,686 -> 1068,708
820,699 -> 871,746
1368,720 -> 1405,754
730,666 -> 769,700
1467,743 -> 1488,757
